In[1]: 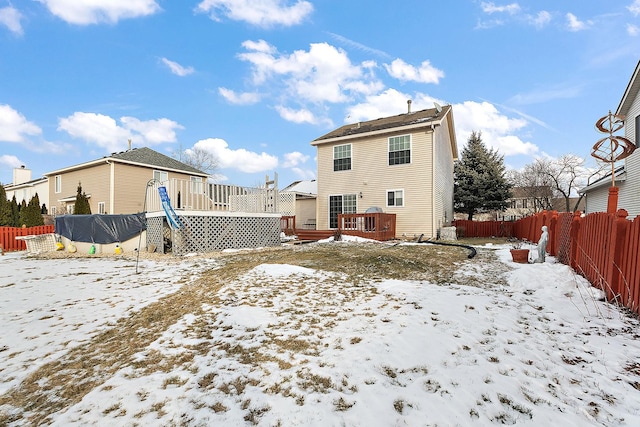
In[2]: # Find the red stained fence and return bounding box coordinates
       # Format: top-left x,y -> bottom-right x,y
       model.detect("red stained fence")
0,225 -> 55,253
455,210 -> 640,315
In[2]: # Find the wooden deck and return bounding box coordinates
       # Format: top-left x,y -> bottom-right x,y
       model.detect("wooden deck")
281,212 -> 396,242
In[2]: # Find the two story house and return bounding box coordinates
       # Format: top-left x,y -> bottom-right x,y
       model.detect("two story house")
311,102 -> 458,238
581,59 -> 640,218
44,146 -> 209,215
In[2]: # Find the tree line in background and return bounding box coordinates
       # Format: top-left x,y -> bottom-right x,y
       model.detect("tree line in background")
0,182 -> 91,227
454,131 -> 604,220
0,185 -> 46,227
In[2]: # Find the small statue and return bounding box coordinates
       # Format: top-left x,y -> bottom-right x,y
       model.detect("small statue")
535,225 -> 549,263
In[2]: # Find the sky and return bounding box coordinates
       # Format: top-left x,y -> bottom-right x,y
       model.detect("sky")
1,1 -> 640,188
3,239 -> 640,425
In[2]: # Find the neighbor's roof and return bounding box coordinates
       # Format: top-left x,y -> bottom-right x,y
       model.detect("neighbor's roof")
44,147 -> 208,177
281,179 -> 317,195
311,105 -> 454,145
617,59 -> 640,116
579,166 -> 626,194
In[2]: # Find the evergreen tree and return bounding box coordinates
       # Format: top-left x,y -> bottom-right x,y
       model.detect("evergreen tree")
10,195 -> 20,227
454,131 -> 512,220
18,199 -> 27,226
74,182 -> 91,214
0,185 -> 12,226
19,195 -> 44,227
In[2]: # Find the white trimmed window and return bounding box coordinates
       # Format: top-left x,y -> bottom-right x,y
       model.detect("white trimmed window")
54,175 -> 62,193
67,204 -> 74,214
50,206 -> 57,216
387,189 -> 404,207
328,194 -> 357,229
389,135 -> 411,165
190,176 -> 203,194
333,144 -> 352,171
153,170 -> 168,183
98,202 -> 106,214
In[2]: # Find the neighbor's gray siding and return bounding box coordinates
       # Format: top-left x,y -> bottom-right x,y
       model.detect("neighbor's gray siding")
619,93 -> 640,219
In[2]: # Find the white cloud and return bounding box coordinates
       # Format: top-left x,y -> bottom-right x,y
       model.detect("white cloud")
275,106 -> 323,125
282,151 -> 309,168
629,0 -> 640,16
384,59 -> 444,84
345,89 -> 444,123
566,13 -> 591,32
192,138 -> 278,173
58,112 -> 182,152
628,23 -> 640,36
0,6 -> 23,35
0,104 -> 42,143
196,0 -> 313,28
481,2 -> 521,15
529,11 -> 552,29
36,0 -> 161,25
218,88 -> 261,105
238,40 -> 382,105
161,58 -> 194,76
0,154 -> 24,170
453,101 -> 538,156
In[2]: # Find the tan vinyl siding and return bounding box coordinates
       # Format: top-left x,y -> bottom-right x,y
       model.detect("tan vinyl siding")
433,114 -> 455,229
316,129 -> 437,237
50,164 -> 111,214
113,164 -> 196,214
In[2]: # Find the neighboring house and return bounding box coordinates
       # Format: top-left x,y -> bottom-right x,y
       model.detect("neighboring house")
281,179 -> 317,229
3,166 -> 49,210
310,102 -> 458,238
44,147 -> 209,215
580,59 -> 640,217
499,186 -> 584,221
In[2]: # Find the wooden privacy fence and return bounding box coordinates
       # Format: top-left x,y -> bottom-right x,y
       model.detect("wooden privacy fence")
455,210 -> 640,315
0,225 -> 55,252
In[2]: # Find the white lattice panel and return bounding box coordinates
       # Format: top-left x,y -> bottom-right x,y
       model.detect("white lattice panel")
146,213 -> 281,255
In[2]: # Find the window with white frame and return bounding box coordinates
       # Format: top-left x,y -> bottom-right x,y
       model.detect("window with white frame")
190,176 -> 204,194
55,175 -> 62,193
328,194 -> 357,229
98,202 -> 106,214
388,135 -> 411,165
387,189 -> 404,207
333,144 -> 352,171
153,170 -> 168,183
67,204 -> 74,214
50,206 -> 57,216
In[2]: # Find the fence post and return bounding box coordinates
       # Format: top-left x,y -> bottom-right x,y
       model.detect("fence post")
569,211 -> 582,270
605,209 -> 629,304
549,211 -> 558,257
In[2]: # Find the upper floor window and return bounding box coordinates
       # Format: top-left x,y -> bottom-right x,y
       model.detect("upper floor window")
153,170 -> 168,183
387,189 -> 404,207
54,175 -> 62,193
389,135 -> 411,165
333,144 -> 351,171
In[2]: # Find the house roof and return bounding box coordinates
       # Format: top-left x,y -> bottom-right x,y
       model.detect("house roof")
281,179 -> 317,195
616,59 -> 640,116
579,165 -> 626,194
311,105 -> 456,157
44,147 -> 208,177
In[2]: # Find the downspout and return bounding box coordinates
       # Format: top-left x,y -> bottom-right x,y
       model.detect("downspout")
430,124 -> 437,238
106,160 -> 115,214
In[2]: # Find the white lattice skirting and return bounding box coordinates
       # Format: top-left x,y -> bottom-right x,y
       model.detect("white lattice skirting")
146,211 -> 282,255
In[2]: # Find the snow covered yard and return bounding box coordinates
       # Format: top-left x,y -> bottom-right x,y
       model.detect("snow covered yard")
1,240 -> 640,426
